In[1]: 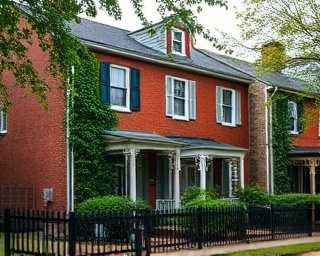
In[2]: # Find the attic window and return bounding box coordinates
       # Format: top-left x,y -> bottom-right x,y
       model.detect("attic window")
172,29 -> 185,55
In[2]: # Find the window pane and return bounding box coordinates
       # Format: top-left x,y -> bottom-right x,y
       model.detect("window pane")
111,87 -> 126,106
111,67 -> 126,88
174,80 -> 185,97
174,31 -> 182,41
173,79 -> 186,116
173,42 -> 182,53
223,106 -> 232,123
174,98 -> 185,116
223,90 -> 232,106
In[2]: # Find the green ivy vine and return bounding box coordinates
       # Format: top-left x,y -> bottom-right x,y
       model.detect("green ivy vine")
69,46 -> 118,204
271,94 -> 292,194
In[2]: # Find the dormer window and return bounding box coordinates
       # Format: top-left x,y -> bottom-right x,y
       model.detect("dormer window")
172,29 -> 185,55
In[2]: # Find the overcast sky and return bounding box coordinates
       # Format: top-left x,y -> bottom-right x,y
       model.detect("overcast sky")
81,0 -> 247,58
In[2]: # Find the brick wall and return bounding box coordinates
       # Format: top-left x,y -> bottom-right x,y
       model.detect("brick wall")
0,31 -> 67,211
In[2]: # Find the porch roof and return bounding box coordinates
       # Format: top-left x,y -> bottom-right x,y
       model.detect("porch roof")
289,146 -> 320,157
101,130 -> 185,151
169,137 -> 249,158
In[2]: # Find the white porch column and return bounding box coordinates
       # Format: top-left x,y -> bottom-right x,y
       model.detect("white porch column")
174,149 -> 181,209
309,160 -> 317,195
127,148 -> 139,202
199,155 -> 207,190
240,156 -> 245,188
168,157 -> 173,199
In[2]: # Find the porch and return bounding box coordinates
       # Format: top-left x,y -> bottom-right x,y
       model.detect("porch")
102,130 -> 248,210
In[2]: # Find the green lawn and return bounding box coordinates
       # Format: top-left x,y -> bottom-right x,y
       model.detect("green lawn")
212,242 -> 320,256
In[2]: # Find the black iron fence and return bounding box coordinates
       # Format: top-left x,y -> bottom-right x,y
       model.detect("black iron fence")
2,204 -> 313,255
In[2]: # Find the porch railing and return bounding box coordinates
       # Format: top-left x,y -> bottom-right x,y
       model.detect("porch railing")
156,199 -> 175,210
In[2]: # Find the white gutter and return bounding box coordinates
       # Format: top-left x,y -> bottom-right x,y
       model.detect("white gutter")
66,66 -> 75,212
266,86 -> 278,194
82,40 -> 253,84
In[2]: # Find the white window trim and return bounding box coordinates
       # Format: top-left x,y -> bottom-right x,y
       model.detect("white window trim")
172,29 -> 186,56
110,64 -> 131,112
0,110 -> 7,134
288,101 -> 298,134
217,86 -> 237,127
166,75 -> 190,121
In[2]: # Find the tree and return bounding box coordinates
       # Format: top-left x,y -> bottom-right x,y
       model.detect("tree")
0,0 -> 228,111
236,0 -> 320,85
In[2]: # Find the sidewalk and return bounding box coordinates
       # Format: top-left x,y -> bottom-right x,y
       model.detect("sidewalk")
154,234 -> 320,256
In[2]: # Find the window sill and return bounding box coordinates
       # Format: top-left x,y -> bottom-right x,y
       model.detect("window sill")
221,122 -> 236,127
111,106 -> 132,113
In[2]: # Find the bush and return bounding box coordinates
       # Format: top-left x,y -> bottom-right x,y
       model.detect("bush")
270,193 -> 320,205
75,195 -> 149,215
75,196 -> 150,241
180,186 -> 221,207
236,184 -> 271,206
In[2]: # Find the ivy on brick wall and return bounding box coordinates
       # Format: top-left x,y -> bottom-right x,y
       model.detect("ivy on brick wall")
272,94 -> 293,194
69,46 -> 118,204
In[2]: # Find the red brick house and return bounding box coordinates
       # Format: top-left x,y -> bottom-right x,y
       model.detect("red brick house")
0,17 -> 254,211
201,50 -> 320,195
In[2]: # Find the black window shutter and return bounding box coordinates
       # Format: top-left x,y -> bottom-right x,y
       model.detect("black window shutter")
130,68 -> 140,111
297,101 -> 304,134
100,62 -> 110,104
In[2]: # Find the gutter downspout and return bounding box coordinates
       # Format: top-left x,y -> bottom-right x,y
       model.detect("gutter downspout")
266,86 -> 278,194
66,66 -> 75,212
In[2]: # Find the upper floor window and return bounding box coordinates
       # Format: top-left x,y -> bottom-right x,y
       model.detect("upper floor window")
166,75 -> 196,121
0,110 -> 7,134
216,86 -> 241,126
288,101 -> 303,134
172,29 -> 185,55
100,62 -> 140,112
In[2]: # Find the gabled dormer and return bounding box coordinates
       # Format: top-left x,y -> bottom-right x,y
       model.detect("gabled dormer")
128,22 -> 191,58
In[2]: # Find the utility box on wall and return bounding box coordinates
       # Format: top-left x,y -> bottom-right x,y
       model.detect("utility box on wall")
43,188 -> 53,202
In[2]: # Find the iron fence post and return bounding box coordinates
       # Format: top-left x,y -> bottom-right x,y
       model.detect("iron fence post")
69,212 -> 76,256
197,207 -> 203,249
271,204 -> 275,240
143,211 -> 151,256
4,209 -> 10,256
309,204 -> 313,237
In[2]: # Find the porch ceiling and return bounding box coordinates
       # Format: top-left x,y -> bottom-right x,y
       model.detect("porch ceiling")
101,130 -> 186,151
169,136 -> 248,158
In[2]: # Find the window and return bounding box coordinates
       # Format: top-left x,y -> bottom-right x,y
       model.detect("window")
110,65 -> 129,108
166,76 -> 196,121
0,110 -> 7,134
100,62 -> 140,112
216,86 -> 241,126
172,29 -> 185,55
288,101 -> 303,134
288,101 -> 298,134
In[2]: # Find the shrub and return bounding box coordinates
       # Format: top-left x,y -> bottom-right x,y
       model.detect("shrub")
75,195 -> 149,215
270,193 -> 320,205
236,184 -> 271,206
75,196 -> 150,241
180,186 -> 222,207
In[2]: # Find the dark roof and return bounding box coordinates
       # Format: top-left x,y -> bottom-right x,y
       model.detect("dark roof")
199,49 -> 305,91
289,146 -> 320,157
169,136 -> 248,152
102,130 -> 185,146
69,18 -> 253,82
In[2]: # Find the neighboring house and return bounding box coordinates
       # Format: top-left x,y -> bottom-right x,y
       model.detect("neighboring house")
200,49 -> 320,195
0,17 -> 254,211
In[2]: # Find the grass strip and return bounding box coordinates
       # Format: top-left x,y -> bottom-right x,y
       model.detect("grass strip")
212,242 -> 320,256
